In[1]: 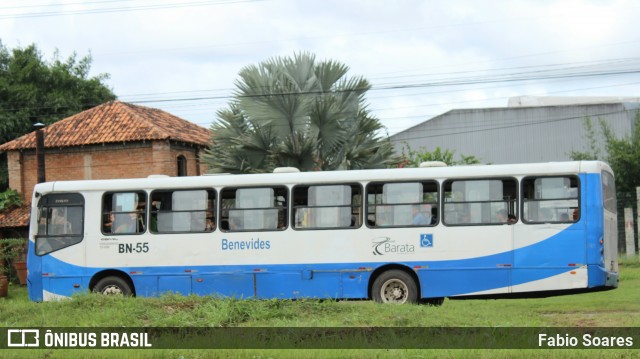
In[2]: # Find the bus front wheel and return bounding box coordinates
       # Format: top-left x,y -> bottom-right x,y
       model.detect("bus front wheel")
93,276 -> 133,296
372,269 -> 418,304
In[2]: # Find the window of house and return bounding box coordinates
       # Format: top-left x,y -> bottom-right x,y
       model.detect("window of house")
443,178 -> 518,225
220,187 -> 287,231
150,189 -> 216,233
522,176 -> 580,223
293,184 -> 361,230
177,155 -> 187,177
102,191 -> 147,235
367,181 -> 438,227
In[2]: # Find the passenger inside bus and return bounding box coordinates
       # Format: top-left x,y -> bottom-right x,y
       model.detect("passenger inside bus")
412,205 -> 429,225
459,211 -> 471,224
113,196 -> 145,234
538,208 -> 554,222
205,211 -> 215,231
496,210 -> 516,224
496,209 -> 508,223
572,208 -> 579,221
51,207 -> 73,234
430,208 -> 438,224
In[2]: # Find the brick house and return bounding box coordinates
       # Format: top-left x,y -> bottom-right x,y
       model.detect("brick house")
0,100 -> 212,237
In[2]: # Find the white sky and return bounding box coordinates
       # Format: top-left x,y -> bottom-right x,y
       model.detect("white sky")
1,0 -> 639,135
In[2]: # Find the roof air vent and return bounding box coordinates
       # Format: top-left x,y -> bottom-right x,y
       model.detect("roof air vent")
419,161 -> 447,168
273,167 -> 300,173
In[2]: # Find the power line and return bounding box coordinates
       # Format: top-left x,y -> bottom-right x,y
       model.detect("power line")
0,0 -> 132,11
0,0 -> 266,20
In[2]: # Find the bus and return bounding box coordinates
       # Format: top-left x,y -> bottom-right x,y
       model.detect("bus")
27,161 -> 619,304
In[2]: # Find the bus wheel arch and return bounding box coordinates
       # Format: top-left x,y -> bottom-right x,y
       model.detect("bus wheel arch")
89,270 -> 136,297
369,265 -> 420,304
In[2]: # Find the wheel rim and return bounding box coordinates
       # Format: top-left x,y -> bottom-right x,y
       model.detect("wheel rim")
380,278 -> 408,303
101,284 -> 124,295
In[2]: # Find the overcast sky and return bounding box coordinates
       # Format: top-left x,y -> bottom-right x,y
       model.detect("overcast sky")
1,0 -> 639,136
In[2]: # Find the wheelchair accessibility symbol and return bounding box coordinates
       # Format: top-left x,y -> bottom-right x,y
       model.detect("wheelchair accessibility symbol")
420,234 -> 433,248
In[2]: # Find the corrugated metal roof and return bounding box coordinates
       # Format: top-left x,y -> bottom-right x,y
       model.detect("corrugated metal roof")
391,102 -> 638,165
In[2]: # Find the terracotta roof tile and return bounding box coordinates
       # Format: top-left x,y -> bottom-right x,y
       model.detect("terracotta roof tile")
0,205 -> 30,229
0,101 -> 211,151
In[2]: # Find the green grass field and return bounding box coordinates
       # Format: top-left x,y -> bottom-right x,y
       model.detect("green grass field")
1,257 -> 638,358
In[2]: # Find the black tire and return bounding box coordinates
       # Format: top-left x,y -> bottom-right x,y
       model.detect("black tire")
371,269 -> 418,304
93,276 -> 133,296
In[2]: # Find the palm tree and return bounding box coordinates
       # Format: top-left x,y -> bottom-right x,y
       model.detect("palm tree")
204,52 -> 397,173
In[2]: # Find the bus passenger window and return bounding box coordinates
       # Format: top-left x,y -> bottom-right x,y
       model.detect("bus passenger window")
443,178 -> 517,226
522,176 -> 579,224
293,184 -> 362,230
150,189 -> 216,233
220,186 -> 287,232
102,191 -> 147,235
366,181 -> 438,228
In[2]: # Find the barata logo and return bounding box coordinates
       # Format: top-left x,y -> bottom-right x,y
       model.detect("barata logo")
371,237 -> 415,255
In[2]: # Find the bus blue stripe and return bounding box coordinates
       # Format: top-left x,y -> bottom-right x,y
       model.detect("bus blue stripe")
31,220 -> 609,299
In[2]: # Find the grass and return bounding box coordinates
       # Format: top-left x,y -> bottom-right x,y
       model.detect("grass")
1,258 -> 639,358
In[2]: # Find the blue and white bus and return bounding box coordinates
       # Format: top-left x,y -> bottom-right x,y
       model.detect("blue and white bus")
27,161 -> 619,304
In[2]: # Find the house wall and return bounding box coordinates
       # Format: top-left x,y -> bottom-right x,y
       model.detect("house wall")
6,140 -> 207,202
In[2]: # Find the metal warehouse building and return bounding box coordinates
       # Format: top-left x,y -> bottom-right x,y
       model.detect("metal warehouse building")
390,97 -> 640,165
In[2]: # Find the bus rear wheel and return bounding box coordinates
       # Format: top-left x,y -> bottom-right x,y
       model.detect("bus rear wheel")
372,269 -> 418,304
93,276 -> 133,296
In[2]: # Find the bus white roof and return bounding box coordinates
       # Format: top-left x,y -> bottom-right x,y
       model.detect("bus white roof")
34,161 -> 612,194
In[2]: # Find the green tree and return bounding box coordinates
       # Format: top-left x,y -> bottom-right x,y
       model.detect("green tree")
400,144 -> 481,167
569,111 -> 640,197
0,188 -> 21,211
203,52 -> 397,173
0,41 -> 116,190
567,117 -> 602,161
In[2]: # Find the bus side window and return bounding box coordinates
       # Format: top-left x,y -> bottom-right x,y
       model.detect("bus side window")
293,184 -> 361,230
522,176 -> 579,224
220,186 -> 287,232
366,181 -> 438,228
443,178 -> 517,226
150,189 -> 216,234
102,191 -> 147,235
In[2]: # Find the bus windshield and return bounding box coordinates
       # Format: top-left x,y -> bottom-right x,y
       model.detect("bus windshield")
35,193 -> 84,255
